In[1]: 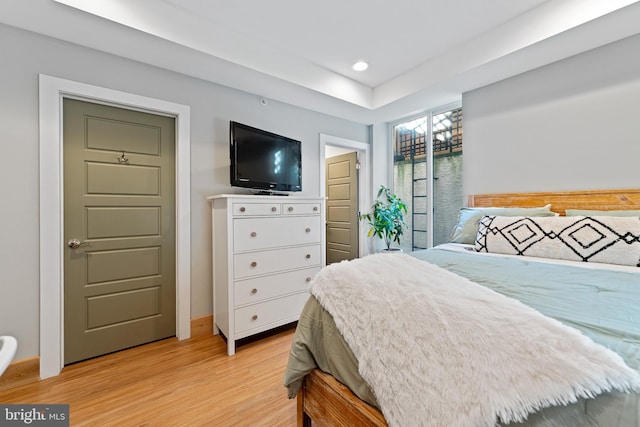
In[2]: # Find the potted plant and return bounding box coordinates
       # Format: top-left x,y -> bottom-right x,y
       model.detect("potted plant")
360,185 -> 408,252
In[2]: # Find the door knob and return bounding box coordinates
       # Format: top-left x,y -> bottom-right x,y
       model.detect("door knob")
67,239 -> 89,249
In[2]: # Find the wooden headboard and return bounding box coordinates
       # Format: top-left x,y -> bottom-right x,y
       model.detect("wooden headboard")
468,189 -> 640,216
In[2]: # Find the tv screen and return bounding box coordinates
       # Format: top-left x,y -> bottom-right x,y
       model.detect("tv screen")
230,121 -> 302,192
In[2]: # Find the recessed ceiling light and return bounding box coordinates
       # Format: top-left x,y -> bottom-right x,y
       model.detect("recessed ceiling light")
352,61 -> 369,71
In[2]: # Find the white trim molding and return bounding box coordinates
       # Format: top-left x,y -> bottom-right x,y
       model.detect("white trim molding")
319,134 -> 371,257
38,75 -> 191,379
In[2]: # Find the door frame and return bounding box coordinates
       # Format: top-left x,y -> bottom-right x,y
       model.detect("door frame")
319,134 -> 370,257
39,75 -> 191,379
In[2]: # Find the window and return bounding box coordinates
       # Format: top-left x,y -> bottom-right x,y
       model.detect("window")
393,107 -> 463,251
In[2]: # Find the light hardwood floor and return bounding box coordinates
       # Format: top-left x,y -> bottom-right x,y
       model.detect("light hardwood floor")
0,326 -> 298,426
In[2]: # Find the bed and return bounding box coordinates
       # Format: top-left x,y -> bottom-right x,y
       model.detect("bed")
284,189 -> 640,427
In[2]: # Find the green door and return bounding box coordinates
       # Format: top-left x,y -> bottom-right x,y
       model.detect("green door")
325,151 -> 359,264
63,99 -> 176,364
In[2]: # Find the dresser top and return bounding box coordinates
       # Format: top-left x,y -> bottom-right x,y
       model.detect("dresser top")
207,193 -> 324,201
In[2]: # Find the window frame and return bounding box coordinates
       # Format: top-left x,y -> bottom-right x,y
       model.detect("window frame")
388,101 -> 462,250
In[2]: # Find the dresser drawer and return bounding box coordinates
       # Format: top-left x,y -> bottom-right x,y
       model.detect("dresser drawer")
234,245 -> 321,279
234,216 -> 321,251
283,202 -> 322,215
234,291 -> 309,334
234,267 -> 320,307
233,202 -> 281,216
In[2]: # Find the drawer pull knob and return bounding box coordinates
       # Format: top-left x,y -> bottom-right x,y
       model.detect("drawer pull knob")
305,228 -> 311,233
305,254 -> 311,259
305,277 -> 311,282
252,315 -> 258,321
251,261 -> 257,267
313,206 -> 318,211
288,207 -> 294,212
271,207 -> 277,212
239,207 -> 246,212
251,288 -> 258,294
250,231 -> 257,237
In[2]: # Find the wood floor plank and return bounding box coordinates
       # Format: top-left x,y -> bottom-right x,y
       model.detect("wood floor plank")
0,325 -> 298,426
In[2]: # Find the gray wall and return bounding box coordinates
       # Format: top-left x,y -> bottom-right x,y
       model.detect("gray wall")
463,33 -> 640,198
433,154 -> 463,245
0,24 -> 369,360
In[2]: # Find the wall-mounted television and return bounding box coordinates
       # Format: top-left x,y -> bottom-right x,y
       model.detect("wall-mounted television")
230,121 -> 302,193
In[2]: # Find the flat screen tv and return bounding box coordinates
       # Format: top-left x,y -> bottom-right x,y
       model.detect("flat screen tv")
230,121 -> 302,193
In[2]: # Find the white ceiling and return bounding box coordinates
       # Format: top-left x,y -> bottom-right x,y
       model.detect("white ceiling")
2,0 -> 640,123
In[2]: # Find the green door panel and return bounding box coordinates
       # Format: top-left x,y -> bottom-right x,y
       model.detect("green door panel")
63,98 -> 176,364
325,151 -> 359,264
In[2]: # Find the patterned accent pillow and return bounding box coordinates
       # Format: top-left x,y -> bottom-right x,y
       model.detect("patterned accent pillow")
475,215 -> 640,267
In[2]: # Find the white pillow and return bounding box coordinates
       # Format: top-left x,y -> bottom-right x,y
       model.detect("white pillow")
449,205 -> 556,244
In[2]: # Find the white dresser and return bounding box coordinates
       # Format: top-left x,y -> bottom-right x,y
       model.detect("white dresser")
207,194 -> 326,355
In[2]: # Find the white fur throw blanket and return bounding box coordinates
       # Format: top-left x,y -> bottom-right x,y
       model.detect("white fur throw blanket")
310,253 -> 640,427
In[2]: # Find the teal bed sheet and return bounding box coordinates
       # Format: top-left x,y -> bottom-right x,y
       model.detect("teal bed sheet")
412,246 -> 640,371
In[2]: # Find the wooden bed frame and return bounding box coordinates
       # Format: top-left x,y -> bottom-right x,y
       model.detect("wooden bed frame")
297,188 -> 640,427
468,188 -> 640,216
